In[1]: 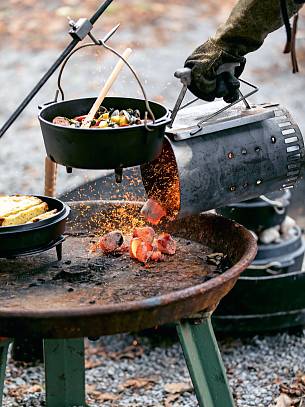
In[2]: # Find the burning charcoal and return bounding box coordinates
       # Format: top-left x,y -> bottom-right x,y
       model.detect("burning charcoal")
133,226 -> 155,243
141,198 -> 167,225
117,242 -> 129,253
157,233 -> 177,255
52,116 -> 70,127
130,238 -> 153,263
98,231 -> 124,253
150,250 -> 163,262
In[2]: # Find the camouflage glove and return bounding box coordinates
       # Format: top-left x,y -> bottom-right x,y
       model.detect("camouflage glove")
185,0 -> 302,102
185,40 -> 245,102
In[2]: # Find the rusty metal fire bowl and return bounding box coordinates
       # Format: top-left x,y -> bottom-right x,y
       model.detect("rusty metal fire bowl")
0,201 -> 257,339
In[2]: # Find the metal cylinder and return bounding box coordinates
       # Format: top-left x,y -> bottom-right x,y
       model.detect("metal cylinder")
141,106 -> 304,218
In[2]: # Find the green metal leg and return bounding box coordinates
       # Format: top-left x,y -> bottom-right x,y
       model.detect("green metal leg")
177,314 -> 235,407
0,339 -> 10,407
43,338 -> 86,407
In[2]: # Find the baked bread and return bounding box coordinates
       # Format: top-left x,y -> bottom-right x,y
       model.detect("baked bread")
0,195 -> 56,227
28,209 -> 58,223
0,195 -> 43,218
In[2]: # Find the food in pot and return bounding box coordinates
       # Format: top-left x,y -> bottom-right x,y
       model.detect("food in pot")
0,195 -> 57,227
52,117 -> 70,127
0,195 -> 43,217
52,107 -> 147,129
28,209 -> 58,223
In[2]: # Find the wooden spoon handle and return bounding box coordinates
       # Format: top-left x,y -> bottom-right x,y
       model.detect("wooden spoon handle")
81,47 -> 133,128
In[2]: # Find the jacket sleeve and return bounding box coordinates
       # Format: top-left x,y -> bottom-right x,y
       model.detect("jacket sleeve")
213,0 -> 302,57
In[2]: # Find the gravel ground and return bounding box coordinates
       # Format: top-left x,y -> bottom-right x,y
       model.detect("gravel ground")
2,329 -> 305,406
2,2 -> 305,406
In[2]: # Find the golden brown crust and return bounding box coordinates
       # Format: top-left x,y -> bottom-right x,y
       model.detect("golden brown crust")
0,195 -> 43,218
1,202 -> 49,227
28,209 -> 58,223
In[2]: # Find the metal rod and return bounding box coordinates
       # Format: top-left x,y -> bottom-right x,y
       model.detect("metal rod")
0,39 -> 78,138
0,0 -> 115,139
90,0 -> 114,24
191,78 -> 258,135
179,97 -> 199,111
239,89 -> 251,109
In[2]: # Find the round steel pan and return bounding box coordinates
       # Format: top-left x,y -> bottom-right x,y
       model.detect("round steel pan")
0,201 -> 256,339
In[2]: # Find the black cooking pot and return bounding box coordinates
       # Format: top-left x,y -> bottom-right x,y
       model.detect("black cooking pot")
213,226 -> 305,333
39,97 -> 170,170
217,191 -> 291,233
0,196 -> 70,258
244,225 -> 305,276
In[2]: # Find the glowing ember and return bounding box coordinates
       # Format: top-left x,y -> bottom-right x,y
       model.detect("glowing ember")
118,242 -> 129,253
98,231 -> 124,253
141,198 -> 167,225
133,226 -> 155,243
150,249 -> 163,262
129,237 -> 153,263
157,232 -> 177,255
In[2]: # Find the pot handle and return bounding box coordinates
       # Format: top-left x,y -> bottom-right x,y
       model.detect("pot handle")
55,38 -> 156,127
248,258 -> 295,273
146,114 -> 172,129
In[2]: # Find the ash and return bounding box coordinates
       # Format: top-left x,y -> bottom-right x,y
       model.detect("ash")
3,328 -> 305,406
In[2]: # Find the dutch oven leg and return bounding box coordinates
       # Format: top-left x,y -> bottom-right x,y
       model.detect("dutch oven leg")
43,338 -> 86,407
177,312 -> 235,407
0,339 -> 10,407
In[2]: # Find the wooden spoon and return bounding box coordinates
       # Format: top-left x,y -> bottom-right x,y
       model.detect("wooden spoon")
81,47 -> 132,128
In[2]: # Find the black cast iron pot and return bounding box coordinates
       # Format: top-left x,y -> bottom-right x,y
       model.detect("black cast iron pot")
0,196 -> 70,258
39,97 -> 170,170
213,269 -> 305,333
213,226 -> 305,333
217,191 -> 291,233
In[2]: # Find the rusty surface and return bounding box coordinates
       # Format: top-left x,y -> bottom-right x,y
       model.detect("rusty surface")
0,201 -> 257,339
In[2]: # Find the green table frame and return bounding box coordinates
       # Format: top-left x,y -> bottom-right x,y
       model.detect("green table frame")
0,312 -> 234,407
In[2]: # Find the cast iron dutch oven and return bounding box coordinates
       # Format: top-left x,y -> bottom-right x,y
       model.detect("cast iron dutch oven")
217,191 -> 291,234
0,196 -> 70,258
39,97 -> 170,170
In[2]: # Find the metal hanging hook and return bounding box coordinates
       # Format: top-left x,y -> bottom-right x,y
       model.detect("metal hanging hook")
55,26 -> 156,131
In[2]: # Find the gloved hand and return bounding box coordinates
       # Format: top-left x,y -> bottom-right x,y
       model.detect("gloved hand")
185,39 -> 246,103
184,0 -> 302,103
